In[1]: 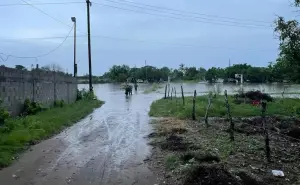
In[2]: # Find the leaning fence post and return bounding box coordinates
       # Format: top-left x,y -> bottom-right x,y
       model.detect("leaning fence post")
192,90 -> 197,120
224,90 -> 234,141
164,84 -> 167,99
204,93 -> 212,127
181,85 -> 185,105
261,101 -> 271,162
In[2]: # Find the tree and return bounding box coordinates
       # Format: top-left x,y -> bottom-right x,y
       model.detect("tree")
41,63 -> 64,72
184,67 -> 198,80
15,65 -> 27,70
274,0 -> 300,82
108,65 -> 130,82
198,67 -> 207,80
205,67 -> 218,83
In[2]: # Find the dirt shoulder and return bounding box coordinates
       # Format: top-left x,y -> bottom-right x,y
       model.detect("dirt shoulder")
146,118 -> 300,185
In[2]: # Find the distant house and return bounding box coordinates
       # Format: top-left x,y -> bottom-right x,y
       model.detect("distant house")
216,78 -> 224,83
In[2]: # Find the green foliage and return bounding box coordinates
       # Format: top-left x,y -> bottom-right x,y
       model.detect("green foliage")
100,64 -> 207,83
77,88 -> 95,101
165,154 -> 180,170
205,67 -> 224,83
54,100 -> 65,108
149,96 -> 300,119
15,65 -> 27,71
273,1 -> 300,83
0,100 -> 10,125
205,64 -> 274,83
0,99 -> 104,168
22,99 -> 42,116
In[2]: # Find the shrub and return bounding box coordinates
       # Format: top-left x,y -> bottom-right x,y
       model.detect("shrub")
0,99 -> 10,125
77,88 -> 95,100
234,90 -> 273,102
22,99 -> 42,116
54,100 -> 64,108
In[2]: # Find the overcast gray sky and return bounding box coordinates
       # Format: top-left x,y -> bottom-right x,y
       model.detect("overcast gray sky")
0,0 -> 297,75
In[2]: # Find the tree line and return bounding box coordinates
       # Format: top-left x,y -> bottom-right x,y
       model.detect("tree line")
96,0 -> 300,84
97,64 -> 207,83
95,62 -> 293,84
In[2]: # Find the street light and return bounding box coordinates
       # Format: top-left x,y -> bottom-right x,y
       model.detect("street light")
71,17 -> 77,77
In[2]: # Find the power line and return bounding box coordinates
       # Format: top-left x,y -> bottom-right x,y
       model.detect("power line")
0,2 -> 84,7
0,34 -> 276,52
93,2 -> 272,29
0,26 -> 74,62
99,0 -> 271,27
21,0 -> 72,28
100,0 -> 271,24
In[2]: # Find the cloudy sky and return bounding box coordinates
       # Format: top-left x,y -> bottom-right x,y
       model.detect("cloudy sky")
0,0 -> 298,75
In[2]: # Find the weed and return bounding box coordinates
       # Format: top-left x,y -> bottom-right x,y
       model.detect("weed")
22,99 -> 42,116
0,99 -> 9,125
77,88 -> 96,100
165,154 -> 180,170
54,100 -> 65,108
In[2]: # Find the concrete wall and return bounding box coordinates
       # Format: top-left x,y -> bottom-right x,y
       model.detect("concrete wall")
0,66 -> 78,116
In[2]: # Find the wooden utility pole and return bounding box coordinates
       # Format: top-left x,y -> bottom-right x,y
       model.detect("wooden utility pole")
71,17 -> 77,77
145,60 -> 147,82
86,0 -> 93,91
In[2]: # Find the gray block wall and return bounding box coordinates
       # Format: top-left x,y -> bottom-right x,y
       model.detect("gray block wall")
0,66 -> 78,116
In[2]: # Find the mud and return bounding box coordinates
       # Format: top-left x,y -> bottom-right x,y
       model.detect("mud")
0,84 -> 160,185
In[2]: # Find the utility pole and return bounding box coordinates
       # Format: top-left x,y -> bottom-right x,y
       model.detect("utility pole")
71,17 -> 77,77
86,0 -> 93,91
145,60 -> 147,82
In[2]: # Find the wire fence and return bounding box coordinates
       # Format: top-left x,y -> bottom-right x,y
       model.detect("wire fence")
163,84 -> 300,163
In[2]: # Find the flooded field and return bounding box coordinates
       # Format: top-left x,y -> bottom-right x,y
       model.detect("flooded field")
157,82 -> 300,97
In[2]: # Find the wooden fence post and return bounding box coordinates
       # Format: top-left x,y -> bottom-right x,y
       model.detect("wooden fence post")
181,85 -> 185,105
168,84 -> 170,98
192,90 -> 197,120
261,101 -> 271,162
174,87 -> 177,98
204,93 -> 212,128
164,84 -> 167,99
224,90 -> 234,141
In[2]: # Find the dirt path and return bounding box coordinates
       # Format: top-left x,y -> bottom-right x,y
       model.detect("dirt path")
0,84 -> 159,185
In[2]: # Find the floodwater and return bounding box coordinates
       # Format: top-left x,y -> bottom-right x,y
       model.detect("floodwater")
158,82 -> 300,97
0,82 -> 299,185
0,83 -> 160,185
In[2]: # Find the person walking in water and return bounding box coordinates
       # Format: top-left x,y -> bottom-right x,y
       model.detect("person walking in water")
134,79 -> 138,91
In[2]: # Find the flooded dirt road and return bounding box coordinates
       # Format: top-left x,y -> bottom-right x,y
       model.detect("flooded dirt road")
0,84 -> 160,185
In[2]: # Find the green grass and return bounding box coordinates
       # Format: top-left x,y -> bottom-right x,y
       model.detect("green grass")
143,83 -> 163,94
149,95 -> 300,119
0,99 -> 104,168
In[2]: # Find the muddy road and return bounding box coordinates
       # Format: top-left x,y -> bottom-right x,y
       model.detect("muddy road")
0,84 -> 160,185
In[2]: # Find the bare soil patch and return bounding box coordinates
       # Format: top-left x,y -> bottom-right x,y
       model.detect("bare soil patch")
147,118 -> 300,185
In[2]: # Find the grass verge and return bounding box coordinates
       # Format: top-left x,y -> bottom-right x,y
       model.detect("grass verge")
149,95 -> 300,119
0,99 -> 104,168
